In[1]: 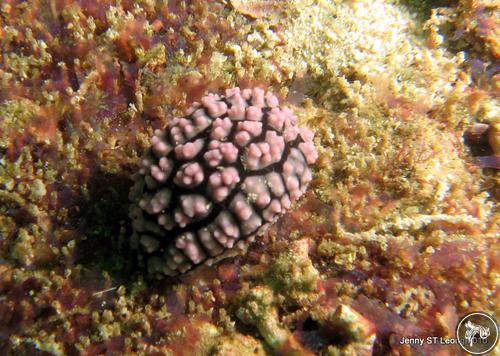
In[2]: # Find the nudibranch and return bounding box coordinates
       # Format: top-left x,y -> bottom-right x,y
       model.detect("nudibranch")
129,87 -> 318,278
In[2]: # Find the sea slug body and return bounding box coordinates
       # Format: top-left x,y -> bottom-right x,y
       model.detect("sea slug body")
129,87 -> 318,278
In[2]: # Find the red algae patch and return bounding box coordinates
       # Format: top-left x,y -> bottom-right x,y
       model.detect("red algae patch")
230,0 -> 284,19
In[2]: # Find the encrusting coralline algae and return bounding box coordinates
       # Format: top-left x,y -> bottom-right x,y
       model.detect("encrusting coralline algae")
130,87 -> 318,277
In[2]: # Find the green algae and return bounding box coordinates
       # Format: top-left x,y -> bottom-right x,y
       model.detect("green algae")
235,284 -> 290,349
265,239 -> 319,304
312,304 -> 377,356
399,0 -> 450,20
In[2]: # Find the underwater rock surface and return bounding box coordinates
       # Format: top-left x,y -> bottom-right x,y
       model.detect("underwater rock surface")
0,0 -> 498,354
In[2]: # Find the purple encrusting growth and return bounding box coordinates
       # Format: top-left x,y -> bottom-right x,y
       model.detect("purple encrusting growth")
129,87 -> 318,278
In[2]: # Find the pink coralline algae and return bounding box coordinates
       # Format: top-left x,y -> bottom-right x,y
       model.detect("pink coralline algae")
129,87 -> 318,277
